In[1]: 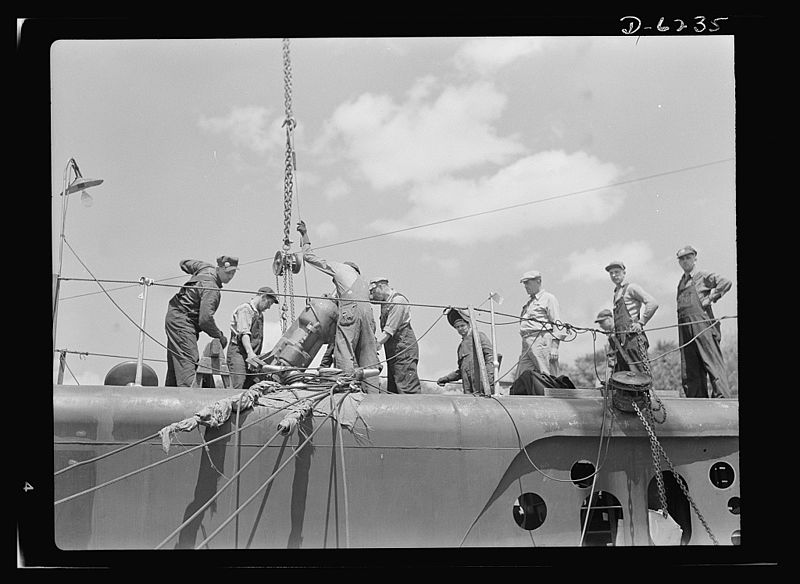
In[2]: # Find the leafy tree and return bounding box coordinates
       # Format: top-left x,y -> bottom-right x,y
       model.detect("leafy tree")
563,337 -> 738,398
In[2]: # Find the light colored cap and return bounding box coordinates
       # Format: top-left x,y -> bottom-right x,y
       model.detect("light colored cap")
676,245 -> 697,258
604,260 -> 626,272
519,270 -> 542,283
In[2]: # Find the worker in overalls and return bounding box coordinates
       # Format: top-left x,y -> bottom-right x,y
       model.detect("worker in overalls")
605,261 -> 659,373
164,256 -> 238,387
675,246 -> 732,398
297,221 -> 381,390
369,277 -> 421,394
226,286 -> 279,389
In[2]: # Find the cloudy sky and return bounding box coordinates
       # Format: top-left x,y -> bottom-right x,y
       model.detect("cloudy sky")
49,33 -> 737,387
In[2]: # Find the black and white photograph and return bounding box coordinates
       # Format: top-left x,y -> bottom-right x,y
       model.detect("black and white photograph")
18,15 -> 775,569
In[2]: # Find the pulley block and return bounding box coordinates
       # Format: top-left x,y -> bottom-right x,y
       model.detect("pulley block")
272,250 -> 303,276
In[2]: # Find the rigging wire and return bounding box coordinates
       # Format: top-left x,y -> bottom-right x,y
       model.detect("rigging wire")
53,390 -> 324,487
57,157 -> 735,303
56,242 -> 736,386
333,384 -> 351,548
154,428 -> 284,550
193,392 -> 347,549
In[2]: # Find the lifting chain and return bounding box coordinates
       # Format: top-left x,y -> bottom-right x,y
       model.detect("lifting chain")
278,37 -> 297,329
636,329 -> 667,424
633,401 -> 719,545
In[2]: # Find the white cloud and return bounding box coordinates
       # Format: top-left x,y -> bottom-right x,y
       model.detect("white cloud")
511,247 -> 545,275
564,241 -> 658,283
454,37 -> 547,74
419,252 -> 461,277
369,150 -> 626,244
322,177 -> 351,201
315,221 -> 339,241
198,106 -> 284,154
316,80 -> 525,189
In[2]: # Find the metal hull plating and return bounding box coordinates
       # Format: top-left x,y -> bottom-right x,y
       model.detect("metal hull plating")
53,384 -> 739,549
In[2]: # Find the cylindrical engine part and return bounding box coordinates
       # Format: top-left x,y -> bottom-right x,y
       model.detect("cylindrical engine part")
262,296 -> 338,372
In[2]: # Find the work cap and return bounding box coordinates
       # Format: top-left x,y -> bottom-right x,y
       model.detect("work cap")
676,245 -> 697,258
519,270 -> 542,283
594,309 -> 613,322
217,255 -> 240,271
604,260 -> 626,272
257,286 -> 278,302
343,261 -> 361,274
446,307 -> 469,328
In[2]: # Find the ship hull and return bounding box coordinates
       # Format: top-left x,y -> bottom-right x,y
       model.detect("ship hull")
54,384 -> 740,549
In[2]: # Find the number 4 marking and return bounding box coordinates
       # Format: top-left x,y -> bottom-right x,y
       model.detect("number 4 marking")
23,482 -> 33,492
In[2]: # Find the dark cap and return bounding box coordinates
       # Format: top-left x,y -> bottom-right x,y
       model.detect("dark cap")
604,260 -> 626,272
343,261 -> 361,275
257,286 -> 278,302
676,245 -> 697,258
594,308 -> 613,322
217,255 -> 240,272
446,307 -> 469,328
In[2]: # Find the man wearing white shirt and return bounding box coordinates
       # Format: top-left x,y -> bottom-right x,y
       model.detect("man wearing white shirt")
515,271 -> 565,379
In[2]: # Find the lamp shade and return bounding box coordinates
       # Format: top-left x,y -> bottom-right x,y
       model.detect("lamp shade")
64,176 -> 104,196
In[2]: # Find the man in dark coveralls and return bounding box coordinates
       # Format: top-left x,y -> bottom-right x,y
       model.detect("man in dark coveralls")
675,245 -> 732,398
436,308 -> 494,394
297,221 -> 381,390
164,256 -> 239,387
369,277 -> 421,394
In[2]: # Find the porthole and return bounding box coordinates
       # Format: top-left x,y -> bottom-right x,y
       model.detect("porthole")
709,461 -> 735,489
647,471 -> 692,545
579,491 -> 623,546
727,496 -> 740,515
570,460 -> 595,489
513,492 -> 547,531
731,529 -> 741,545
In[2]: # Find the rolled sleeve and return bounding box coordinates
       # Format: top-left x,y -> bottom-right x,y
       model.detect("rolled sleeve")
706,272 -> 732,302
232,304 -> 255,340
629,283 -> 659,325
382,300 -> 410,337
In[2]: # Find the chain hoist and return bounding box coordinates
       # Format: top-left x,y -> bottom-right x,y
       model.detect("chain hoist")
272,37 -> 301,332
636,329 -> 666,423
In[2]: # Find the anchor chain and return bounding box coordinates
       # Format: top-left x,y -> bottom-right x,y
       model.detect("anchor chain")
633,401 -> 719,545
634,401 -> 669,517
636,328 -> 666,423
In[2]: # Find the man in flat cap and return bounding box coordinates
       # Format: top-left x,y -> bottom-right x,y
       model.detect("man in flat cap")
370,277 -> 421,394
514,270 -> 566,381
226,286 -> 279,389
297,221 -> 380,388
164,256 -> 239,387
605,260 -> 659,373
437,308 -> 495,394
675,246 -> 732,398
